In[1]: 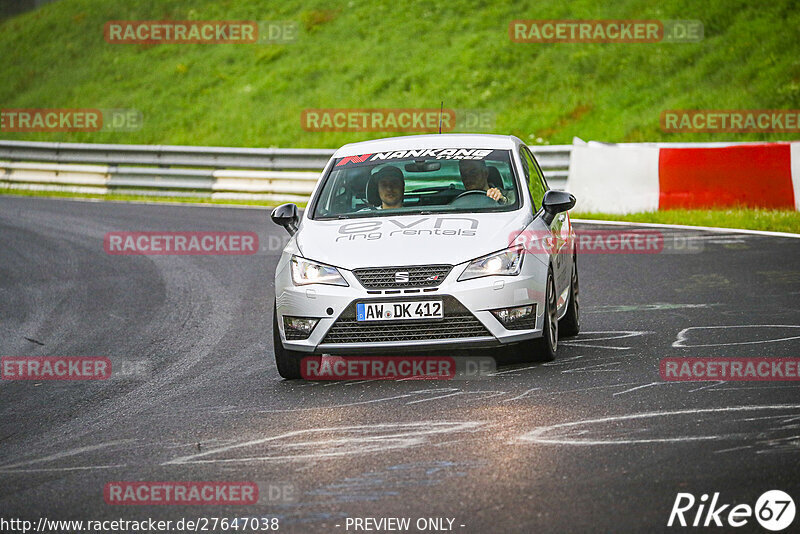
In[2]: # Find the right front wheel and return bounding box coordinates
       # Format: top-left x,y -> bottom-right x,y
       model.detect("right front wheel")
272,304 -> 305,379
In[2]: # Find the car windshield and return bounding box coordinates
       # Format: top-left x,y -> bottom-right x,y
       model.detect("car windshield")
310,148 -> 520,219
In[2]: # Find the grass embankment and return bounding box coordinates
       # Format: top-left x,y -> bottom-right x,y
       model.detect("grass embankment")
2,0 -> 799,231
0,0 -> 798,147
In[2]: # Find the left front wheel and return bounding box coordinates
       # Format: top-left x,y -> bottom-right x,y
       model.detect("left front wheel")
559,252 -> 580,337
510,266 -> 558,362
273,303 -> 305,379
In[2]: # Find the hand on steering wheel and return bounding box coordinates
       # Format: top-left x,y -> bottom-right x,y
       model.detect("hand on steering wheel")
486,187 -> 506,203
453,189 -> 507,203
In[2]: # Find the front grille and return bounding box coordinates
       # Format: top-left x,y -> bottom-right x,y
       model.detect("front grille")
323,315 -> 490,343
322,295 -> 492,344
353,264 -> 452,290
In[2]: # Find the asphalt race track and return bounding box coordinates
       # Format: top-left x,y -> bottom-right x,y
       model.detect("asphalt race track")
1,196 -> 799,533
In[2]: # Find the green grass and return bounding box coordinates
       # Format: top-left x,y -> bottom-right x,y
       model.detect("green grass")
1,0 -> 799,148
574,209 -> 800,234
3,2 -> 798,230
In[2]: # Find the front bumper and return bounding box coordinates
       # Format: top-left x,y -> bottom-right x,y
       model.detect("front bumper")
275,256 -> 549,354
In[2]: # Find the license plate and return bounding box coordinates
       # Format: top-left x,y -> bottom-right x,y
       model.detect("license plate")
356,300 -> 443,322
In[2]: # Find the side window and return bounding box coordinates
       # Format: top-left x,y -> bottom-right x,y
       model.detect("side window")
519,148 -> 530,182
522,147 -> 547,211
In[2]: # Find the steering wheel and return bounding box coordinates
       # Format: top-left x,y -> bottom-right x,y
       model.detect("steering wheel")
450,189 -> 498,206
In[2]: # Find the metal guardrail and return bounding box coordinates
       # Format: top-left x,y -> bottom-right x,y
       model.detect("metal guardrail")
0,140 -> 572,200
0,140 -> 334,170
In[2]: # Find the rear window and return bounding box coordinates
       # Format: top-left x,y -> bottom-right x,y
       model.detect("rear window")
310,148 -> 520,219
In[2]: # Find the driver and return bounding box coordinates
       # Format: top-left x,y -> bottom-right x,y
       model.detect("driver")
374,166 -> 405,209
458,159 -> 508,204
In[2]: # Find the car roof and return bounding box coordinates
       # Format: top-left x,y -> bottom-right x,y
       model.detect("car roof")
333,134 -> 524,158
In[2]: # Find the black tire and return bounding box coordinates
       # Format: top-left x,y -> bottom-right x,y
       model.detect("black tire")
272,304 -> 305,379
559,252 -> 580,337
511,267 -> 558,362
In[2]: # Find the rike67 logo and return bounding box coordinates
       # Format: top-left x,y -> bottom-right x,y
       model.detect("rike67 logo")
668,490 -> 795,531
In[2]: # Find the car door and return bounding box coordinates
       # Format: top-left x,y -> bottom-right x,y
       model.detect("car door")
521,146 -> 571,309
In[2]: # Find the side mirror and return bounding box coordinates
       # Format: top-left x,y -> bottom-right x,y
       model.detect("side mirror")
541,190 -> 576,225
270,203 -> 300,236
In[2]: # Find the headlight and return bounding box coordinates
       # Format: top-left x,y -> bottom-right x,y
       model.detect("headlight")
458,245 -> 524,281
290,256 -> 348,286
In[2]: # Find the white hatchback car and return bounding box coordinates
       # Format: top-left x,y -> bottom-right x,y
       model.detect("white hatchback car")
270,134 -> 578,378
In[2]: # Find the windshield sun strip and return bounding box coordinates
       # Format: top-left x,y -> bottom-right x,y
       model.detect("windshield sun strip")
308,151 -> 521,220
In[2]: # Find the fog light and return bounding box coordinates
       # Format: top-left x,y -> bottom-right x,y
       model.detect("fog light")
491,304 -> 536,330
283,316 -> 319,340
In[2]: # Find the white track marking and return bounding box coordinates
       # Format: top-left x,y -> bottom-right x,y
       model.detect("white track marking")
673,325 -> 800,347
0,464 -> 127,473
502,388 -> 542,402
561,361 -> 623,373
406,390 -> 506,405
688,381 -> 725,393
731,414 -> 800,423
561,343 -> 631,350
491,365 -> 540,375
163,421 -> 483,465
612,382 -> 663,396
561,330 -> 652,350
405,391 -> 464,404
0,439 -> 135,471
563,331 -> 652,341
241,389 -> 466,412
518,405 -> 800,446
714,446 -> 754,454
532,382 -> 641,397
540,355 -> 585,366
572,218 -> 800,239
585,303 -> 713,313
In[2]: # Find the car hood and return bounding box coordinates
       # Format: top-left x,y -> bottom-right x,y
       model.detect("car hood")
295,211 -> 533,269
